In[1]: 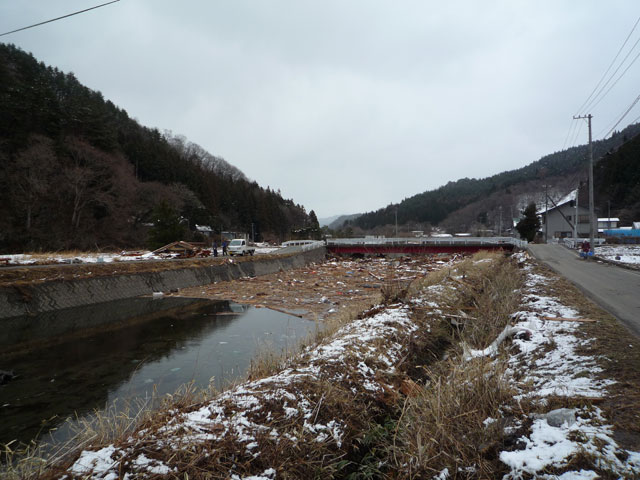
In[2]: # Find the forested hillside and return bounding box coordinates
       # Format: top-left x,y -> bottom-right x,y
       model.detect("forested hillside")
348,122 -> 640,232
594,133 -> 640,224
0,43 -> 311,251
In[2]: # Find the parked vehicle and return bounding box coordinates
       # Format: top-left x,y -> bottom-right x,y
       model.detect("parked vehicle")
228,238 -> 256,256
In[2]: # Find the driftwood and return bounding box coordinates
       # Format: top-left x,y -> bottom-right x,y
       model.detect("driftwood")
543,316 -> 597,323
413,305 -> 477,311
463,325 -> 533,361
265,306 -> 306,319
447,313 -> 476,320
366,270 -> 384,281
451,276 -> 473,288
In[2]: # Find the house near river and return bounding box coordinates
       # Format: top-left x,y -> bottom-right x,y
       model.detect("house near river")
540,189 -> 591,240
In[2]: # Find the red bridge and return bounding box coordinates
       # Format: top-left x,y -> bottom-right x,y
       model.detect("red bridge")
326,237 -> 526,256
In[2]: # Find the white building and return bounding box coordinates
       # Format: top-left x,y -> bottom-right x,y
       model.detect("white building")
597,218 -> 619,233
195,224 -> 213,237
541,189 -> 591,239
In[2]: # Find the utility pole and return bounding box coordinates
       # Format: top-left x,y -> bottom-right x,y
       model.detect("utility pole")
574,186 -> 578,240
395,208 -> 398,238
545,184 -> 549,243
574,114 -> 595,253
510,205 -> 514,237
499,206 -> 503,236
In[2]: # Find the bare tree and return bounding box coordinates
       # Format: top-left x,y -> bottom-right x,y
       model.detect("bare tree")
8,135 -> 56,231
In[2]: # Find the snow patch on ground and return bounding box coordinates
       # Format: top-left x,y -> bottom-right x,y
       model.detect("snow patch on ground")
500,407 -> 640,478
597,244 -> 640,265
499,253 -> 638,479
507,275 -> 614,399
70,445 -> 119,478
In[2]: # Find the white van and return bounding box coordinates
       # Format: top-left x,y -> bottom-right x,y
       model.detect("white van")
227,238 -> 256,256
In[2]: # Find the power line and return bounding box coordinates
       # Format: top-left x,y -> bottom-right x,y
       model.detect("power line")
600,93 -> 640,138
575,15 -> 640,115
630,112 -> 640,125
582,33 -> 640,113
587,47 -> 640,113
569,118 -> 584,149
561,118 -> 578,151
0,0 -> 120,37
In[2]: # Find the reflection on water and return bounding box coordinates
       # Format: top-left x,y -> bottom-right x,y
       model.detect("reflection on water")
0,298 -> 313,448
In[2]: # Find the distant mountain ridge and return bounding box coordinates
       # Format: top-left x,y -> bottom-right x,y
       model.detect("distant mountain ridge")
318,215 -> 341,227
341,122 -> 640,233
328,214 -> 361,230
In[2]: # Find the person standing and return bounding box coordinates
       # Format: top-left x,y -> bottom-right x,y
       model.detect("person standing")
581,240 -> 590,259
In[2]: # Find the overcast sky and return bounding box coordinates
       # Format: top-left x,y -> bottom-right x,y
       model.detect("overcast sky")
2,1 -> 639,218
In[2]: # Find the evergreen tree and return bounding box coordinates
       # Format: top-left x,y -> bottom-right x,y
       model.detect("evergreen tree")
308,210 -> 320,239
148,201 -> 186,249
516,203 -> 540,242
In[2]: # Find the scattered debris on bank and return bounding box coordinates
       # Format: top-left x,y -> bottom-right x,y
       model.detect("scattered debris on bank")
177,256 -> 453,320
6,252 -> 640,479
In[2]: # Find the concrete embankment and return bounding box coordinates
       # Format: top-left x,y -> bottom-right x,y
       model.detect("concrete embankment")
0,248 -> 326,320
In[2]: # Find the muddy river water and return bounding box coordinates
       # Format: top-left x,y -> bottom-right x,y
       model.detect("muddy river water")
0,297 -> 314,448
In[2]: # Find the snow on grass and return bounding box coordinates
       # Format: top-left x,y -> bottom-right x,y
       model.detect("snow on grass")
69,445 -> 119,478
65,302 -> 417,478
508,274 -> 614,399
231,468 -> 277,480
500,407 -> 640,479
498,253 -> 639,479
597,244 -> 640,265
131,454 -> 174,475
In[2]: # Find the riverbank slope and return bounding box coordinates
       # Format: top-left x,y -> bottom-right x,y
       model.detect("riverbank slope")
6,252 -> 639,479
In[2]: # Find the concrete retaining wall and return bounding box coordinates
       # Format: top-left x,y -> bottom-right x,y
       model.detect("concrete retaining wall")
0,248 -> 326,319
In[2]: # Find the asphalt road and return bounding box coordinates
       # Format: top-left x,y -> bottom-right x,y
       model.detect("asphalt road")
528,243 -> 640,337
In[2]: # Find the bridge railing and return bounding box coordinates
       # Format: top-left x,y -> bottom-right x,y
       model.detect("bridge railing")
326,237 -> 527,249
275,240 -> 326,255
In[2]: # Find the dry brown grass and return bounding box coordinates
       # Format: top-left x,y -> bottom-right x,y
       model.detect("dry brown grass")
391,358 -> 516,478
373,252 -> 527,478
0,383 -> 212,480
453,254 -> 523,349
409,252 -> 523,350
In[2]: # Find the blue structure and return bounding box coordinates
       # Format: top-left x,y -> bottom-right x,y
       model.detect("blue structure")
603,229 -> 640,244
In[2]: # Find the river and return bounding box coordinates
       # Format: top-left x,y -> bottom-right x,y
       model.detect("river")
0,296 -> 314,448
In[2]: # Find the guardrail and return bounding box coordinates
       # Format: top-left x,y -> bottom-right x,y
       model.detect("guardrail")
560,238 -> 606,249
